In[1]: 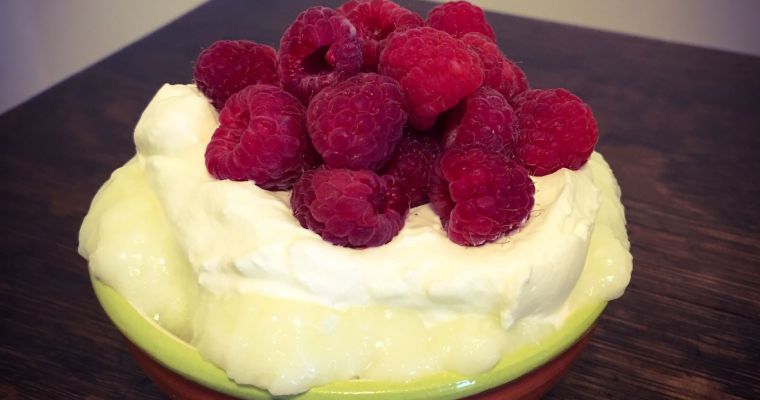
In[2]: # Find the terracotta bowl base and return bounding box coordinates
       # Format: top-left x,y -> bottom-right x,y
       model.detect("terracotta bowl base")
126,326 -> 594,400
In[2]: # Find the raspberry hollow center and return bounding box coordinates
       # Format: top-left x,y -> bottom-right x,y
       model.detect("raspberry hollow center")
302,46 -> 332,75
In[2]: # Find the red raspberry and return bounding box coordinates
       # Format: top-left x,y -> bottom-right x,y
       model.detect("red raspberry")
205,85 -> 315,190
461,32 -> 528,103
429,146 -> 535,247
337,0 -> 423,71
307,73 -> 406,170
512,88 -> 598,176
426,1 -> 496,41
290,167 -> 409,248
380,128 -> 441,207
442,87 -> 516,156
379,27 -> 483,130
193,40 -> 278,110
278,6 -> 363,104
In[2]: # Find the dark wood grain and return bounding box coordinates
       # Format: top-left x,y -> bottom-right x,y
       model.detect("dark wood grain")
1,1 -> 758,399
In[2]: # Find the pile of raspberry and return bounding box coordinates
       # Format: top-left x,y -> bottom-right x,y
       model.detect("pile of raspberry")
195,0 -> 598,248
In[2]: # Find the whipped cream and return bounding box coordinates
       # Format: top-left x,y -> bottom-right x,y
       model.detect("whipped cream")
79,84 -> 632,395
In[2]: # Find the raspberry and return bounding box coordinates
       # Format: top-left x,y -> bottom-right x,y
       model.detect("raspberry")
379,27 -> 483,130
442,87 -> 516,156
307,73 -> 406,170
426,1 -> 496,41
193,40 -> 279,110
429,146 -> 534,246
290,167 -> 409,248
278,6 -> 363,104
337,0 -> 423,71
512,88 -> 598,176
380,128 -> 441,207
461,32 -> 528,103
205,85 -> 315,190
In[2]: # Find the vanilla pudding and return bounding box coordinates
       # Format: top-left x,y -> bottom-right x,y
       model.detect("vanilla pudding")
79,84 -> 631,395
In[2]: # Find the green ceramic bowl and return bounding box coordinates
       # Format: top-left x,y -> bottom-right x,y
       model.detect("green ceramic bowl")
92,275 -> 605,399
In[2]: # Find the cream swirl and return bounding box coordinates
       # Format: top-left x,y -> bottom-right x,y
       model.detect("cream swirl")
128,84 -> 602,327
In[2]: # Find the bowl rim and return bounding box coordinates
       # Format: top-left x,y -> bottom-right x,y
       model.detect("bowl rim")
92,274 -> 605,399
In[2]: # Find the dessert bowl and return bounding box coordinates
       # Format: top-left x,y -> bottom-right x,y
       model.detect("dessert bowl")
81,2 -> 632,396
92,275 -> 605,399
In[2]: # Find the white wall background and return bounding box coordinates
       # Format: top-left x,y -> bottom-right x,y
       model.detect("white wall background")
0,0 -> 207,114
1,0 -> 758,115
456,0 -> 760,57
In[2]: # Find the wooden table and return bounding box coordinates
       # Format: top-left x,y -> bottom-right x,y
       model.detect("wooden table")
1,1 -> 758,398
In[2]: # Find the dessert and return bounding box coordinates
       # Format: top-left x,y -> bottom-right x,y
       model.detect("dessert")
79,1 -> 632,397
